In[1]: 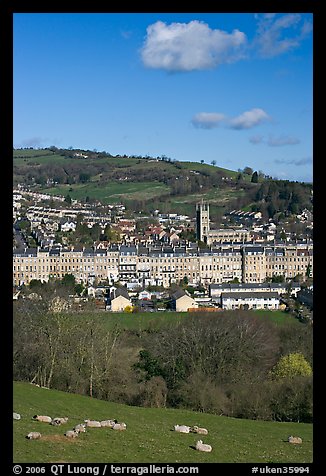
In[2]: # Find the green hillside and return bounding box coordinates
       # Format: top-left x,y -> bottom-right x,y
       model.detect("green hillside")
12,148 -> 257,215
13,381 -> 312,464
12,147 -> 313,220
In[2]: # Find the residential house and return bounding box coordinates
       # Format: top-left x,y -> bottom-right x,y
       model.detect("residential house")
209,282 -> 301,299
297,287 -> 313,309
138,290 -> 152,300
60,220 -> 76,232
171,289 -> 198,312
107,287 -> 131,312
221,291 -> 280,310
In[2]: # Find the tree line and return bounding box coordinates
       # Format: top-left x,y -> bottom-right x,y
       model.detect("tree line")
13,294 -> 312,423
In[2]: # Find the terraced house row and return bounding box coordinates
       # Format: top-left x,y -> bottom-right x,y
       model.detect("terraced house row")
13,242 -> 313,288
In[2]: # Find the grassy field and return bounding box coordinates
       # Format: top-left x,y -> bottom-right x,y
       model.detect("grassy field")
252,309 -> 300,326
45,181 -> 170,204
13,381 -> 313,464
43,309 -> 301,334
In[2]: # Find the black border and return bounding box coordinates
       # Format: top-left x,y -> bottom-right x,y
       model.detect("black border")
4,2 -> 321,473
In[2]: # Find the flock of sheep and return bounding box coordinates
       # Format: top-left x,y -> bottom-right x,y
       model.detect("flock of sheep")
14,412 -> 303,456
14,411 -> 213,453
174,424 -> 212,452
22,414 -> 127,440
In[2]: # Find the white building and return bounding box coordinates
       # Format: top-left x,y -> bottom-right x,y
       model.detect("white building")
221,291 -> 280,310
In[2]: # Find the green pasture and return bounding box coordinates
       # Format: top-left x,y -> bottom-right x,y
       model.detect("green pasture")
37,309 -> 301,336
13,381 -> 313,463
45,181 -> 170,204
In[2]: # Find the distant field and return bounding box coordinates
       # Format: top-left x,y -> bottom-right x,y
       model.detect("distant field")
13,153 -> 68,166
170,187 -> 246,207
13,150 -> 237,176
13,149 -> 57,158
13,381 -> 313,463
40,309 -> 301,334
180,160 -> 237,177
252,309 -> 300,326
45,181 -> 171,204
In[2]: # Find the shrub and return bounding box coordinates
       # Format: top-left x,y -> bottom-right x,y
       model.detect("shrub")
270,352 -> 312,380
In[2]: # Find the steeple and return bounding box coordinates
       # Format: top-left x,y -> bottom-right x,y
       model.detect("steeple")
196,201 -> 210,242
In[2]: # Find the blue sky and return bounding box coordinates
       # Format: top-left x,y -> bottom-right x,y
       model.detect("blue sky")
13,12 -> 313,182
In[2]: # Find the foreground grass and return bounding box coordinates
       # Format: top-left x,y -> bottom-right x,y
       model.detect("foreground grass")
13,381 -> 312,464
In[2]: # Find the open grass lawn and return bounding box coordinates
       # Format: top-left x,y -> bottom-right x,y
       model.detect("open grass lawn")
51,309 -> 301,334
13,381 -> 312,464
252,309 -> 300,326
88,311 -> 188,332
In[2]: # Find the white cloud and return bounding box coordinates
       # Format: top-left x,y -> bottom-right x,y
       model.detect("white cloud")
249,134 -> 301,146
140,20 -> 247,72
191,112 -> 226,129
267,135 -> 300,147
254,13 -> 312,58
275,157 -> 312,166
229,108 -> 270,130
192,109 -> 271,131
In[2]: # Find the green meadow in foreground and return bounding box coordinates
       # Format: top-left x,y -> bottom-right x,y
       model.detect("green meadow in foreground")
13,381 -> 312,464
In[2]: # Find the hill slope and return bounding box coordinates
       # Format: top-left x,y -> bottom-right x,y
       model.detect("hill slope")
12,148 -> 260,216
13,381 -> 312,464
13,148 -> 313,219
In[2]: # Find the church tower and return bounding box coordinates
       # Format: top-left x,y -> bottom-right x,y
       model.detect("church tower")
196,201 -> 210,242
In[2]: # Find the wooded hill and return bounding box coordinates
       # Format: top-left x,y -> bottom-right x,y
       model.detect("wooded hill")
13,147 -> 313,221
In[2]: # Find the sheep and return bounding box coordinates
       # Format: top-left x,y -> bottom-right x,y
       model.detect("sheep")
112,422 -> 127,431
100,419 -> 117,428
26,432 -> 42,440
195,440 -> 212,452
13,412 -> 21,420
288,436 -> 303,444
84,419 -> 102,428
50,419 -> 61,426
65,430 -> 79,438
51,417 -> 69,426
74,423 -> 86,433
174,424 -> 191,433
33,415 -> 52,423
190,425 -> 208,435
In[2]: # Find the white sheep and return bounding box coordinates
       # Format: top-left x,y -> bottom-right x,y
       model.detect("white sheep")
84,419 -> 102,428
100,419 -> 117,427
74,423 -> 86,433
195,440 -> 212,452
65,430 -> 79,438
26,432 -> 42,440
174,424 -> 190,433
288,436 -> 303,444
191,425 -> 208,435
51,417 -> 69,426
112,422 -> 127,431
33,415 -> 52,423
13,412 -> 21,420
